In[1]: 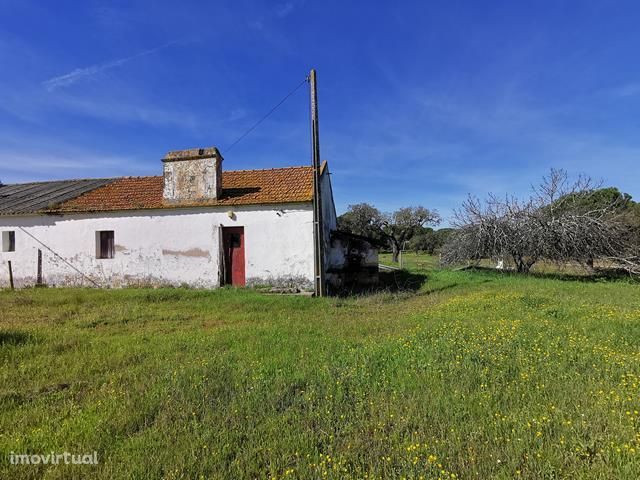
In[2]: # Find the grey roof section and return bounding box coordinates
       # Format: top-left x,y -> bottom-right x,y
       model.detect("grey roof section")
0,178 -> 115,215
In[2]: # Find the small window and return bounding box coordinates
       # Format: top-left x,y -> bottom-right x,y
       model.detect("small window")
2,231 -> 15,252
230,233 -> 241,248
96,231 -> 115,259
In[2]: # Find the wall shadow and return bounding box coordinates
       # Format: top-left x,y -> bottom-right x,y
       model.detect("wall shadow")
332,269 -> 428,296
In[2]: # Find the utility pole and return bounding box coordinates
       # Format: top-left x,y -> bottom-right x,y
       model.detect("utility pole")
309,69 -> 326,297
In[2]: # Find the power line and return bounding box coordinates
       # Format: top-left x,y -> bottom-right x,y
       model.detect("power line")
224,77 -> 309,152
18,227 -> 102,288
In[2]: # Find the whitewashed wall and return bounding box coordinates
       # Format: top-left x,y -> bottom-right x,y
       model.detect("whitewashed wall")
0,204 -> 314,289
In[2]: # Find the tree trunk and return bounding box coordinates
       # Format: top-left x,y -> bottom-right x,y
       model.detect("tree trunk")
513,254 -> 535,273
391,242 -> 400,263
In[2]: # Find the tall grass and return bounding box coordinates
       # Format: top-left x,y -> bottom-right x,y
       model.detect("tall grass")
1,258 -> 639,478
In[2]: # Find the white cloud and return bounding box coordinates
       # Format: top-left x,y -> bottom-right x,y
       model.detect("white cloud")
42,41 -> 178,91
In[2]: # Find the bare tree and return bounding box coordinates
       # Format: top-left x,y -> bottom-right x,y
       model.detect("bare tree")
442,169 -> 640,274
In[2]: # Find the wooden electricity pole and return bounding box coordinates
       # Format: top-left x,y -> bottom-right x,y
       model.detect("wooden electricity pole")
309,69 -> 326,297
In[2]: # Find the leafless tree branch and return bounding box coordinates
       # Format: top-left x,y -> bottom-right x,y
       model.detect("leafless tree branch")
442,169 -> 640,275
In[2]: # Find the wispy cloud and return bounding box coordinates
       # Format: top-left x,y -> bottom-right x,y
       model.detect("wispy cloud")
0,128 -> 154,184
319,80 -> 640,220
275,2 -> 295,18
607,83 -> 640,98
414,92 -> 640,178
245,1 -> 299,49
0,84 -> 206,134
228,108 -> 248,122
0,149 -> 145,183
42,41 -> 178,91
52,95 -> 203,132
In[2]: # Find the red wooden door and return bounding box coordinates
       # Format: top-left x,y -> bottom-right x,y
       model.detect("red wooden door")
222,227 -> 245,286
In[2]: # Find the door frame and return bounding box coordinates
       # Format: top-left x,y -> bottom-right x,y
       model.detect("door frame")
221,226 -> 245,286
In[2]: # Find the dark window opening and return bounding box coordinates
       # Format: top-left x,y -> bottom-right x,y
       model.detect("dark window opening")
229,233 -> 241,248
97,231 -> 115,259
2,231 -> 15,252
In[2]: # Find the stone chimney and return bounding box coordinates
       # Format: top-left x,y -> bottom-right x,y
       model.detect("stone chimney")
162,147 -> 223,203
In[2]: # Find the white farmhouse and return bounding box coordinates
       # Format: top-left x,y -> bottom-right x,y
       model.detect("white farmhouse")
0,147 -> 373,291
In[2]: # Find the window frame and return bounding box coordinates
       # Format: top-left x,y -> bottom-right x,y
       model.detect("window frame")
96,230 -> 115,259
2,231 -> 15,252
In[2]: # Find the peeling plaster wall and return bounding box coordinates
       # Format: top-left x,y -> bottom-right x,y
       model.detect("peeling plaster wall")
328,237 -> 379,270
327,233 -> 380,290
163,156 -> 222,202
0,204 -> 314,289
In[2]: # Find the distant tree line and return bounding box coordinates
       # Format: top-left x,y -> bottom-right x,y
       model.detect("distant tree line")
441,169 -> 640,275
406,227 -> 455,255
337,170 -> 640,274
337,203 -> 443,262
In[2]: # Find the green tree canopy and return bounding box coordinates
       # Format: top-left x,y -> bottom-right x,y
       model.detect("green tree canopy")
338,203 -> 441,262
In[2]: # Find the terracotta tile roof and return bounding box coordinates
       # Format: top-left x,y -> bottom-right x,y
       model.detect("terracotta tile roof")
52,166 -> 313,213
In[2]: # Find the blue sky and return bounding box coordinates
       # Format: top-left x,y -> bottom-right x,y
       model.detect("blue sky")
1,1 -> 639,222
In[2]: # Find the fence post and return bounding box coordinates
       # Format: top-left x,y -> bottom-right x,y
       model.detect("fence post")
36,249 -> 43,286
8,260 -> 14,290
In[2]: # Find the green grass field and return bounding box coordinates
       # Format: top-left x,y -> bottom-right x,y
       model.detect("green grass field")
1,254 -> 639,479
